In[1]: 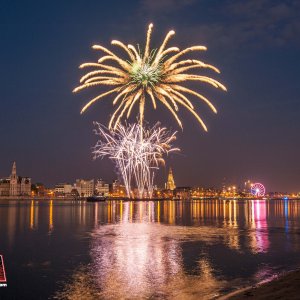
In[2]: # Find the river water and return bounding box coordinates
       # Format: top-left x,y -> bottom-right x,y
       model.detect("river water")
0,199 -> 300,299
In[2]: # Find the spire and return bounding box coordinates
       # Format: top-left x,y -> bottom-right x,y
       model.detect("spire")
10,161 -> 17,180
166,167 -> 176,190
10,161 -> 18,196
12,161 -> 16,176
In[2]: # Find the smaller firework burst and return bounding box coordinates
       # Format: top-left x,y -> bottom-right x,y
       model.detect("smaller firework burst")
93,122 -> 179,198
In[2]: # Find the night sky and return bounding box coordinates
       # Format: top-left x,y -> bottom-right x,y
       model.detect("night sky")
1,0 -> 300,192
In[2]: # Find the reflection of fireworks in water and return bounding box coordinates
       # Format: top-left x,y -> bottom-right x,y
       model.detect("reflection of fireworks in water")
89,202 -> 226,299
74,23 -> 226,131
93,122 -> 179,198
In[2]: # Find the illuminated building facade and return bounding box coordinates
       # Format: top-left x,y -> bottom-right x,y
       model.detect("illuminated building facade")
55,183 -> 73,197
0,162 -> 31,196
95,179 -> 109,196
175,187 -> 192,199
31,183 -> 46,197
111,179 -> 126,197
0,179 -> 10,196
75,179 -> 95,197
165,168 -> 176,191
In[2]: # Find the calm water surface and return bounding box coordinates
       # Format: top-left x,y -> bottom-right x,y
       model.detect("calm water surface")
1,199 -> 300,299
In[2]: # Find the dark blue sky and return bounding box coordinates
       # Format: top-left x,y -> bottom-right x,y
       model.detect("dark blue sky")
1,0 -> 300,192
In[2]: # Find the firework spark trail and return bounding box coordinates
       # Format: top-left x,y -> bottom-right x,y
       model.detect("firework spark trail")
74,23 -> 226,132
93,122 -> 179,198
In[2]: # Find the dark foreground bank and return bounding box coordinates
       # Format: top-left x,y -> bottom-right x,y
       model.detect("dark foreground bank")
223,269 -> 300,300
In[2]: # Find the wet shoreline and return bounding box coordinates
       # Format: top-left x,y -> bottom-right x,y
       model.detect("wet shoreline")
221,268 -> 300,299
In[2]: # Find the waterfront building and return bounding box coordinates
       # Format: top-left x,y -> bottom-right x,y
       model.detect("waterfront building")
31,183 -> 46,197
111,179 -> 120,194
75,179 -> 94,197
174,187 -> 192,199
165,168 -> 176,191
191,187 -> 205,198
95,179 -> 109,196
111,179 -> 126,197
54,184 -> 64,196
0,162 -> 31,196
54,183 -> 73,197
44,188 -> 55,197
0,179 -> 10,196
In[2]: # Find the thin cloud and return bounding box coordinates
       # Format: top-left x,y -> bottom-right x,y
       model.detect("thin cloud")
138,0 -> 197,14
136,0 -> 300,50
197,0 -> 300,49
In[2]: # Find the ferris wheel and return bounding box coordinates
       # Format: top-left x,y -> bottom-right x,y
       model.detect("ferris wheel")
250,183 -> 266,197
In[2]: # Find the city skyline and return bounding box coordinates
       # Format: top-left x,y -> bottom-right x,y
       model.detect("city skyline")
0,161 -> 298,196
1,0 -> 300,191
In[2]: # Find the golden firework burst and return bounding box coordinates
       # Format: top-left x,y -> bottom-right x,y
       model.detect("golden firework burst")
74,23 -> 227,131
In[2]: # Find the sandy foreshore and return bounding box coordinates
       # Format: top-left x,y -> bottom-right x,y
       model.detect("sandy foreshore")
220,269 -> 300,299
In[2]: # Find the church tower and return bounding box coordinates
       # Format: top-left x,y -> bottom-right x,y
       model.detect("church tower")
10,162 -> 18,196
166,168 -> 176,190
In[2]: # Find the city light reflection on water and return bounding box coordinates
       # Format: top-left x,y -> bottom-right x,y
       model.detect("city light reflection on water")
1,199 -> 300,299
